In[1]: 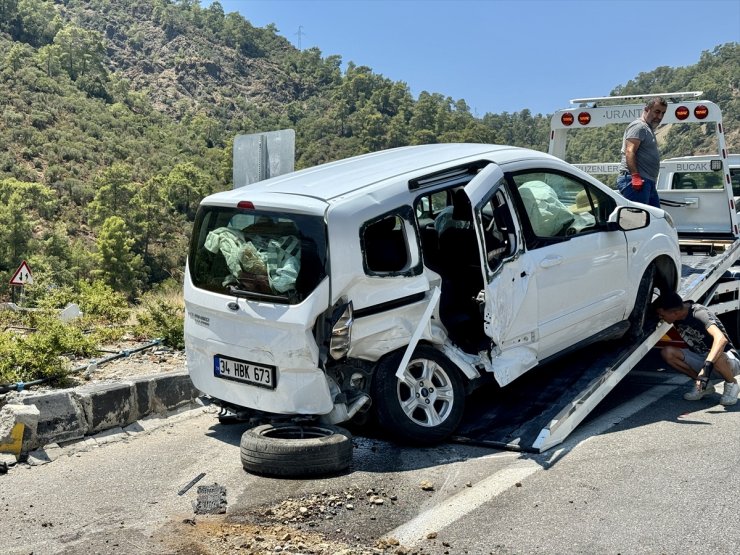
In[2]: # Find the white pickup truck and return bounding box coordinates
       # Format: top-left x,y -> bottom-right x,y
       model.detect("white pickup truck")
655,154 -> 740,238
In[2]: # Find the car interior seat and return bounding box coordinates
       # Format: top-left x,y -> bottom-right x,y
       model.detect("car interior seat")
437,189 -> 486,351
677,177 -> 697,189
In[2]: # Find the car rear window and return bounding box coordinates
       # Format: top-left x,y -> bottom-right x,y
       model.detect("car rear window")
670,171 -> 724,190
189,206 -> 327,304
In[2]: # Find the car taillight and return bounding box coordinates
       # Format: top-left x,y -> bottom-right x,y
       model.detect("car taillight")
578,112 -> 591,125
561,113 -> 574,126
237,201 -> 255,210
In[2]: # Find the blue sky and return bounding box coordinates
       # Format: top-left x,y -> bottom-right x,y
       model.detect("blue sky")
210,0 -> 740,116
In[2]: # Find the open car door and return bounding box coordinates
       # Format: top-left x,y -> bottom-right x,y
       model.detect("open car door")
463,164 -> 540,386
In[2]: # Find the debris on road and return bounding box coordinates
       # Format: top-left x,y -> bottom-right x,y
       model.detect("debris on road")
419,480 -> 435,491
195,483 -> 227,515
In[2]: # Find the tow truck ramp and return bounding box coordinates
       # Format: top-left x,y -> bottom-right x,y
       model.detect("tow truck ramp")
453,243 -> 740,453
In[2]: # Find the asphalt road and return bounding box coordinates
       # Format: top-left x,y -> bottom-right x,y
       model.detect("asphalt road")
1,365 -> 739,555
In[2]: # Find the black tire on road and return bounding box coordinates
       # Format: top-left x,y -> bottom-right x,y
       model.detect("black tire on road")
372,344 -> 465,445
240,423 -> 353,478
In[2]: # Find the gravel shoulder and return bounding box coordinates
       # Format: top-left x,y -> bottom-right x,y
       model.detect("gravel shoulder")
64,340 -> 188,386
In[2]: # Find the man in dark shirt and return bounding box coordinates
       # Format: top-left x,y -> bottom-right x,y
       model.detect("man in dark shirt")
655,291 -> 739,405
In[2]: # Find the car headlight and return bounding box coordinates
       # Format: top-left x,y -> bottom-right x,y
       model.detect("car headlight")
329,302 -> 353,360
663,210 -> 675,229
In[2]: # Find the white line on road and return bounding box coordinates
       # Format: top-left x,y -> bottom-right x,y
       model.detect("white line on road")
553,374 -> 686,454
385,375 -> 687,547
385,459 -> 540,547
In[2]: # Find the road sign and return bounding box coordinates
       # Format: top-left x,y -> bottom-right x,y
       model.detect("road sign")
233,129 -> 295,189
9,260 -> 33,286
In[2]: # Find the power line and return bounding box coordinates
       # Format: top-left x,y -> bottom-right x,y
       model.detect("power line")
295,25 -> 306,50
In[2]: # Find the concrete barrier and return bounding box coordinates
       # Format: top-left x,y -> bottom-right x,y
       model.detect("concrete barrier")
0,403 -> 40,457
74,382 -> 137,434
20,390 -> 88,447
1,370 -> 201,455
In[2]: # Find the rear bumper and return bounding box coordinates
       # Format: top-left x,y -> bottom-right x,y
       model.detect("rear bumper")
186,338 -> 333,415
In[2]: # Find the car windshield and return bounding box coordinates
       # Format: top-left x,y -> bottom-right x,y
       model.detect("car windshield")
189,206 -> 327,304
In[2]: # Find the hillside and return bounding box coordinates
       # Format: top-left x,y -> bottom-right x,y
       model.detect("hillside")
0,0 -> 738,302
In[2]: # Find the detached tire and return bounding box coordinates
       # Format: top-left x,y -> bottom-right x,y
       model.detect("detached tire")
240,423 -> 353,478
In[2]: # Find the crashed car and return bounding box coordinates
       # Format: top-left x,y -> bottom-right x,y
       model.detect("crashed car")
184,143 -> 681,444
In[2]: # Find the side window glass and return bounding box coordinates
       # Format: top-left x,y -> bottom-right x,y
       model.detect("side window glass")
671,171 -> 723,190
431,190 -> 450,213
362,214 -> 410,273
731,170 -> 740,197
512,171 -> 613,245
415,190 -> 449,227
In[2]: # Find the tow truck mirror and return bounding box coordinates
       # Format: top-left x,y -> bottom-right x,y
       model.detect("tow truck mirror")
614,207 -> 650,231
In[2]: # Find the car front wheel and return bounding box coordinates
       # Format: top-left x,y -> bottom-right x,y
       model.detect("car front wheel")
627,265 -> 656,342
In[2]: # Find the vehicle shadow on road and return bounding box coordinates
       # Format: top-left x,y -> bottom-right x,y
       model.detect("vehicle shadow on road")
205,421 -> 253,446
202,415 -> 527,474
574,348 -> 739,439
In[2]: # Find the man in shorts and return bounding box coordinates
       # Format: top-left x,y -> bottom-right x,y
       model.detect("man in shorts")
655,291 -> 740,405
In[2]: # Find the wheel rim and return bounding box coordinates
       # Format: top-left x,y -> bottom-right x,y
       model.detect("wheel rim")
396,357 -> 456,428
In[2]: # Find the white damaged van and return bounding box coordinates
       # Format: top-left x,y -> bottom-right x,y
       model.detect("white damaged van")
184,143 -> 681,444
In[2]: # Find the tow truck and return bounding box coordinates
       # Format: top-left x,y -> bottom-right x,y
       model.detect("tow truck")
655,153 -> 740,237
453,92 -> 739,452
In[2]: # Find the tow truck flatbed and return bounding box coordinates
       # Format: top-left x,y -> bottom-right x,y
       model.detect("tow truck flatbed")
453,241 -> 740,452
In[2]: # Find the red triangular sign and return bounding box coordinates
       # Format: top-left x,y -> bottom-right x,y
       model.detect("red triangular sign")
9,261 -> 33,285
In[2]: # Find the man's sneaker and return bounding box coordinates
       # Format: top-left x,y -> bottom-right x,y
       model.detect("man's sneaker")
683,384 -> 714,401
720,381 -> 740,406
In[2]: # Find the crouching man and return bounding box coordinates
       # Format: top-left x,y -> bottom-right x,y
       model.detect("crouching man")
655,292 -> 740,405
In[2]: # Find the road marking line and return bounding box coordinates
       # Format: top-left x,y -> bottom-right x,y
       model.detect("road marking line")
386,459 -> 540,547
547,376 -> 685,461
577,375 -> 685,434
386,375 -> 688,547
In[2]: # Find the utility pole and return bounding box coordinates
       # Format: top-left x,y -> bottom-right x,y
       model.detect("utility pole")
295,25 -> 305,50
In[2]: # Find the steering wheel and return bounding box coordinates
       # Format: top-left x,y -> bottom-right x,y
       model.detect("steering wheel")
556,217 -> 576,237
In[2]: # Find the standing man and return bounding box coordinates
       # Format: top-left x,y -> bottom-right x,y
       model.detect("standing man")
655,291 -> 740,405
617,96 -> 667,208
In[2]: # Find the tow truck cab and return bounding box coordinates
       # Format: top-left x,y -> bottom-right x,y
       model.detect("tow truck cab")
655,154 -> 740,237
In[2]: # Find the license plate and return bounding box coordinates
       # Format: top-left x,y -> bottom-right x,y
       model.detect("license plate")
213,355 -> 276,389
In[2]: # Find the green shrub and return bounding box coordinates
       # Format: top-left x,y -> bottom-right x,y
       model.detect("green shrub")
134,284 -> 184,349
0,314 -> 97,385
0,331 -> 23,384
33,280 -> 130,324
34,284 -> 77,310
78,280 -> 130,324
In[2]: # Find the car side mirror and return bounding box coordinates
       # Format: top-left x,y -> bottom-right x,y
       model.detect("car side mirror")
610,207 -> 650,231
